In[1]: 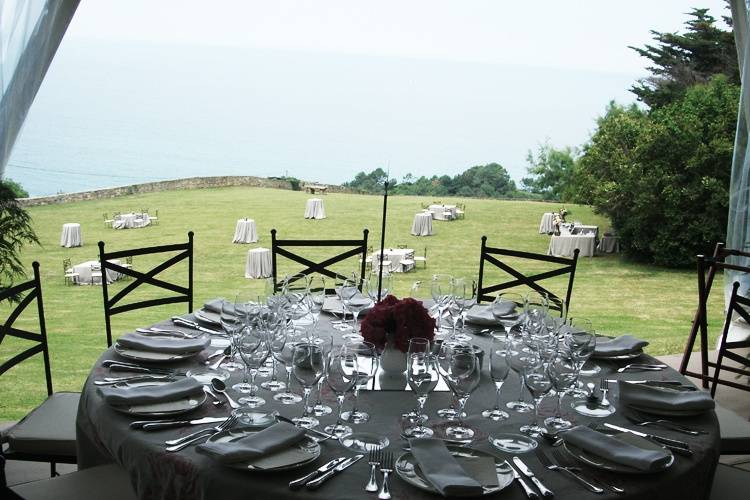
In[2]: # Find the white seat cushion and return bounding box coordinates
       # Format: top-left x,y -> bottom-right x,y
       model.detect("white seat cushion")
5,392 -> 79,458
11,464 -> 137,500
413,256 -> 426,261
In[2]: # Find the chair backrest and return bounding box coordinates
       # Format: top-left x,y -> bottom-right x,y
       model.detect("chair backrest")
476,236 -> 579,316
0,262 -> 52,396
271,228 -> 368,294
99,232 -> 194,347
62,258 -> 71,272
423,246 -> 428,258
710,281 -> 750,396
679,242 -> 750,388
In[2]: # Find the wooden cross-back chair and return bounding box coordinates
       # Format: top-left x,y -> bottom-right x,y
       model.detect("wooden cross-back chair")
1,262 -> 78,476
271,228 -> 369,294
476,236 -> 579,316
679,242 -> 750,389
98,232 -> 194,347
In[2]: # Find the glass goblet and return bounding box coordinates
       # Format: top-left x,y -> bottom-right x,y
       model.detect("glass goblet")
431,274 -> 453,336
324,348 -> 358,437
445,349 -> 481,441
291,342 -> 325,428
451,277 -> 476,342
403,337 -> 432,422
310,332 -> 334,416
236,327 -> 270,408
271,324 -> 303,404
341,340 -> 378,424
259,308 -> 287,391
519,353 -> 553,437
545,348 -> 578,430
506,334 -> 534,413
435,338 -> 469,419
403,353 -> 439,438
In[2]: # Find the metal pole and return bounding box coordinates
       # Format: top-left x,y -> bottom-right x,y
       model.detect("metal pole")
377,180 -> 389,302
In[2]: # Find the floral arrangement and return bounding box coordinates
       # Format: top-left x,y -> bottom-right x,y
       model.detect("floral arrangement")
360,295 -> 436,353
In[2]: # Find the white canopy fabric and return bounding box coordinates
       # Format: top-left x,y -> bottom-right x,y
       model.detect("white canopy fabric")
0,0 -> 79,177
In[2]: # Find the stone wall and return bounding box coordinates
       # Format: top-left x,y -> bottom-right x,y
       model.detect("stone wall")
18,176 -> 353,206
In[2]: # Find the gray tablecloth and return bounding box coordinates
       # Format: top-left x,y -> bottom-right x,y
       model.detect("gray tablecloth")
113,213 -> 151,230
72,259 -> 122,285
599,235 -> 621,253
548,234 -> 596,257
60,223 -> 82,248
539,212 -> 555,234
245,247 -> 272,279
77,310 -> 720,500
428,204 -> 456,221
232,219 -> 258,244
410,213 -> 433,236
374,248 -> 415,273
304,198 -> 326,219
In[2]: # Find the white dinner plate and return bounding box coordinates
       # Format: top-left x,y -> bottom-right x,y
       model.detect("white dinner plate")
563,432 -> 674,474
205,428 -> 320,471
395,446 -> 513,496
108,380 -> 206,417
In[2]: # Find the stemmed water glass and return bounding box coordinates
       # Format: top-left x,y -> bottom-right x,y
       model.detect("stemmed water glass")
341,340 -> 379,424
260,307 -> 287,392
564,318 -> 596,398
219,299 -> 244,372
506,333 -> 534,412
307,276 -> 326,328
449,277 -> 476,342
365,270 -> 393,302
236,322 -> 270,408
520,352 -> 553,437
403,350 -> 439,438
341,275 -> 370,340
444,347 -> 481,441
310,332 -> 334,417
403,338 -> 431,422
291,341 -> 325,428
282,273 -> 310,328
435,339 -> 465,419
491,292 -> 523,334
545,348 -> 578,430
271,323 -> 303,404
431,274 -> 453,335
324,348 -> 358,437
524,291 -> 549,337
482,333 -> 511,421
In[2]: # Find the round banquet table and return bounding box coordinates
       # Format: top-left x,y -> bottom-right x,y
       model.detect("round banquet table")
245,247 -> 272,279
60,222 -> 83,247
232,218 -> 258,244
411,213 -> 434,236
539,213 -> 555,234
76,310 -> 720,500
71,259 -> 122,285
304,199 -> 326,219
548,235 -> 596,258
113,212 -> 151,230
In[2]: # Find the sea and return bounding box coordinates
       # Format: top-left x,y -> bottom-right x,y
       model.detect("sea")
5,38 -> 639,197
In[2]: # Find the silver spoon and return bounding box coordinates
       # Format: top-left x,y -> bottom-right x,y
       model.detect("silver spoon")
211,378 -> 240,409
207,346 -> 232,369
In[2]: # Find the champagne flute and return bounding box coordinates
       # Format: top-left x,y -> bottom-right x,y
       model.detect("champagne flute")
324,348 -> 358,437
260,308 -> 287,392
311,332 -> 334,416
341,340 -> 378,424
307,275 -> 326,328
291,342 -> 325,428
403,353 -> 439,438
520,353 -> 553,437
482,333 -> 511,420
219,299 -> 244,372
444,348 -> 481,440
545,348 -> 578,430
431,274 -> 453,335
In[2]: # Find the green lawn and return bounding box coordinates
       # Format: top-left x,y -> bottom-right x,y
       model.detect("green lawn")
0,186 -> 723,419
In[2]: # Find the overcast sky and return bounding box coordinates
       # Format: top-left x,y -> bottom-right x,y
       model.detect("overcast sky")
68,0 -> 730,75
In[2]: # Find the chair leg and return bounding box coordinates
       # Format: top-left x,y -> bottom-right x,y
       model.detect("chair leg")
50,461 -> 58,477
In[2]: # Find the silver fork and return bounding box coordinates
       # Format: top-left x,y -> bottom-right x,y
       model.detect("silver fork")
599,378 -> 611,407
626,408 -> 704,435
534,448 -> 603,494
378,451 -> 393,500
164,414 -> 237,452
365,447 -> 381,492
552,449 -> 624,494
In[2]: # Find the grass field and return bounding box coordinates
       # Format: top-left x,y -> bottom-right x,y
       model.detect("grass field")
0,186 -> 724,419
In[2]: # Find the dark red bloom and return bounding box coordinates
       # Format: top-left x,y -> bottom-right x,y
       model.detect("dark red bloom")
360,295 -> 435,352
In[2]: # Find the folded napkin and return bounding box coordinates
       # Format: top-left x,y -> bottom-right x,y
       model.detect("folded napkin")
202,298 -> 226,314
562,426 -> 672,472
196,422 -> 307,464
593,335 -> 649,357
619,382 -> 715,412
99,378 -> 204,406
117,332 -> 210,354
463,305 -> 501,326
408,438 -> 484,497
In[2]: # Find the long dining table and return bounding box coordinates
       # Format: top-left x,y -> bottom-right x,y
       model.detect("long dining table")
76,304 -> 720,500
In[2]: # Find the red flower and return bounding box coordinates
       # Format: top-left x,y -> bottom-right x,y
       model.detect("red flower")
360,295 -> 435,352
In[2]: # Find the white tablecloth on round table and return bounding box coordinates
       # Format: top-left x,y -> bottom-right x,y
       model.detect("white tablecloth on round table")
374,248 -> 415,273
232,219 -> 258,243
539,212 -> 555,234
571,224 -> 599,238
598,235 -> 620,253
428,204 -> 456,221
245,248 -> 272,279
410,213 -> 433,236
304,199 -> 326,219
72,260 -> 122,285
60,223 -> 82,248
113,213 -> 151,230
547,235 -> 595,258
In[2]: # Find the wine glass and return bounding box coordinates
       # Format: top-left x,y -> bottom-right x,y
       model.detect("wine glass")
570,318 -> 601,377
282,273 -> 310,326
260,308 -> 287,392
444,347 -> 481,440
341,340 -> 379,424
271,323 -> 303,404
310,332 -> 334,417
334,274 -> 354,332
564,318 -> 597,398
219,299 -> 244,372
506,333 -> 534,412
236,323 -> 270,408
482,333 -> 511,420
431,274 -> 453,335
403,353 -> 439,438
307,276 -> 326,328
341,275 -> 369,340
366,270 -> 393,302
403,337 -> 431,422
524,291 -> 549,337
491,292 -> 523,334
435,338 -> 468,419
520,353 -> 553,437
324,348 -> 358,437
450,277 -> 476,342
545,348 -> 578,430
291,342 -> 325,428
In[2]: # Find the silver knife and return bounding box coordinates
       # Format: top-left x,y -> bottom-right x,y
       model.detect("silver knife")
288,457 -> 346,489
513,457 -> 554,498
171,316 -> 224,335
602,423 -> 693,455
140,416 -> 227,431
506,460 -> 540,499
306,454 -> 364,489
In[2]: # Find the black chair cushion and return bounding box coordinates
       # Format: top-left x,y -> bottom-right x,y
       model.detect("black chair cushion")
5,392 -> 80,458
11,464 -> 136,500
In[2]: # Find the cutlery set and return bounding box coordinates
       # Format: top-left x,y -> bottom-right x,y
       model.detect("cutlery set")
599,423 -> 694,456
171,316 -> 225,335
288,455 -> 364,490
535,448 -> 606,494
